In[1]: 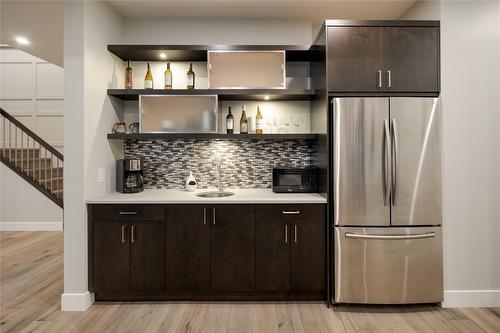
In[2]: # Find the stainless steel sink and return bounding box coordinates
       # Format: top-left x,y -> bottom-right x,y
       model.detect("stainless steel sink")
196,191 -> 235,198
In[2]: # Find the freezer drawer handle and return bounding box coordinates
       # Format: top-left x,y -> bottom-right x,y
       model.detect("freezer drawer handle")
345,232 -> 436,240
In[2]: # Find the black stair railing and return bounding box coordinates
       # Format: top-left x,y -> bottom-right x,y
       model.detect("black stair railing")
0,108 -> 63,208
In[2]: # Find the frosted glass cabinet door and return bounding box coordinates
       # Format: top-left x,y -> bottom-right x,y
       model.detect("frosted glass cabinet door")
208,51 -> 285,89
140,95 -> 217,133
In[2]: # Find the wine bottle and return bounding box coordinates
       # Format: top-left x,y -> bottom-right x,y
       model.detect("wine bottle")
144,62 -> 153,89
226,107 -> 234,134
187,63 -> 195,90
125,60 -> 133,89
164,62 -> 172,90
240,105 -> 248,134
255,106 -> 263,134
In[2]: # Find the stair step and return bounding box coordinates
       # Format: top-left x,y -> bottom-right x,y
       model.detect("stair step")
25,167 -> 63,180
12,158 -> 53,169
0,148 -> 41,158
39,177 -> 64,191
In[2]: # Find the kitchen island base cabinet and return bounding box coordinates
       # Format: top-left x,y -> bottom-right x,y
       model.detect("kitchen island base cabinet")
256,205 -> 326,294
89,203 -> 325,301
211,205 -> 255,292
165,205 -> 210,292
92,205 -> 166,295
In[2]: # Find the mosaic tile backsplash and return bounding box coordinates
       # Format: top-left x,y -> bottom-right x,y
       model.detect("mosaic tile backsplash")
124,139 -> 312,189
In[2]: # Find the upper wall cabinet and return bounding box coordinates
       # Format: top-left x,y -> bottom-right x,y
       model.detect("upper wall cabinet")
208,51 -> 285,89
327,25 -> 439,93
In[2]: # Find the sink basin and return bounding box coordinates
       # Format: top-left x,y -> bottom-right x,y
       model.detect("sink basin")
196,191 -> 235,198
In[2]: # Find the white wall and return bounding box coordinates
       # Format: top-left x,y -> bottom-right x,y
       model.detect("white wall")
401,0 -> 500,307
0,47 -> 64,230
124,18 -> 313,45
62,0 -> 124,311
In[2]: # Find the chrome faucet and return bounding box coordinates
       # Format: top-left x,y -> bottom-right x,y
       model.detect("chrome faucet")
217,163 -> 223,191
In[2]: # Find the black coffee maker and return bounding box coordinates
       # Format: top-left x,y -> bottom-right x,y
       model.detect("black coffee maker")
116,159 -> 144,193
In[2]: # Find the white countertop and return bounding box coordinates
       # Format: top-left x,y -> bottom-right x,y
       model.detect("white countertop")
87,189 -> 327,204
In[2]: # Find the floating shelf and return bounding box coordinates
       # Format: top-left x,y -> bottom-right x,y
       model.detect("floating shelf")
107,133 -> 319,140
107,89 -> 316,101
107,44 -> 321,62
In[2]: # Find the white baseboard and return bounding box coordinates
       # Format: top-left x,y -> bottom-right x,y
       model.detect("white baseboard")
0,221 -> 63,231
443,289 -> 500,307
61,291 -> 94,311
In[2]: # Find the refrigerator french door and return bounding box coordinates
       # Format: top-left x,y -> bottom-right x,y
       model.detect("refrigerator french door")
332,97 -> 443,304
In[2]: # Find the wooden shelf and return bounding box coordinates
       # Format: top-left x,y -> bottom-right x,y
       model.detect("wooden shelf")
107,89 -> 316,101
107,133 -> 319,140
107,44 -> 319,62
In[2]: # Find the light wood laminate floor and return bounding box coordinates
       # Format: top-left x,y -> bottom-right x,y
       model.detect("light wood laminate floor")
1,231 -> 499,333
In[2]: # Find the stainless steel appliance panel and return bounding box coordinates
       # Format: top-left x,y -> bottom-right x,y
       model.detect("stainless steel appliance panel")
334,226 -> 443,304
333,98 -> 391,226
390,98 -> 442,226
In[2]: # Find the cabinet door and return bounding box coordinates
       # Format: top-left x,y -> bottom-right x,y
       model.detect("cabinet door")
130,220 -> 166,292
327,26 -> 383,92
165,205 -> 210,292
383,27 -> 439,92
94,221 -> 129,292
211,205 -> 255,292
291,219 -> 325,292
256,219 -> 290,292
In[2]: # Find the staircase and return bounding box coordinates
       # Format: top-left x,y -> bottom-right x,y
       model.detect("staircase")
0,108 -> 63,208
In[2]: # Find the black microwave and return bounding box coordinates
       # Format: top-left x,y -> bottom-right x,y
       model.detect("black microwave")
272,167 -> 319,193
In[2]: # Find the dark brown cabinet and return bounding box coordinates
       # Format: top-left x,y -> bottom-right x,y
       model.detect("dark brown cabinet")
130,220 -> 166,292
165,205 -> 210,292
327,27 -> 384,92
327,25 -> 439,93
91,205 -> 166,294
255,205 -> 326,294
94,220 -> 129,292
382,27 -> 439,93
210,205 -> 255,292
89,203 -> 324,300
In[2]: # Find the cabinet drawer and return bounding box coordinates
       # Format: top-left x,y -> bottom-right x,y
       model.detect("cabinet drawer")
93,205 -> 164,221
256,204 -> 325,220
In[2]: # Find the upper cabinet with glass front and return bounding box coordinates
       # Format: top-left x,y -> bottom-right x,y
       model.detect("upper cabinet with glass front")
207,51 -> 286,89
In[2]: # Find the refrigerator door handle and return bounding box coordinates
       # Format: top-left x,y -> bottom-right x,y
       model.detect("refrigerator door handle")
382,119 -> 391,206
391,118 -> 399,206
345,232 -> 436,240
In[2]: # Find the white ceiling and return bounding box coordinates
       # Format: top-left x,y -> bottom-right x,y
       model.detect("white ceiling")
0,1 -> 63,66
108,0 -> 418,22
0,0 -> 419,68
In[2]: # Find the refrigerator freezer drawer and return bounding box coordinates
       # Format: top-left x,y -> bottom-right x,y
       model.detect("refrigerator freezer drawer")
334,226 -> 443,304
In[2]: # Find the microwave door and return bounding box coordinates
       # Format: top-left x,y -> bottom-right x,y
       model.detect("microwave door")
389,98 -> 442,227
332,98 -> 391,227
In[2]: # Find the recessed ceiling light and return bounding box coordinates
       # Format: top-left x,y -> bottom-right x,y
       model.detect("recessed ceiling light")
264,95 -> 270,100
159,53 -> 167,59
15,36 -> 30,45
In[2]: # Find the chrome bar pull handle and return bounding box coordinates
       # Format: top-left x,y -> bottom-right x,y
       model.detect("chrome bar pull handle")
121,225 -> 127,243
382,119 -> 391,206
391,118 -> 399,206
282,210 -> 300,215
285,224 -> 288,243
387,70 -> 392,88
119,211 -> 137,215
212,207 -> 216,225
346,232 -> 436,240
377,70 -> 382,88
131,225 -> 136,243
203,207 -> 207,225
294,225 -> 298,243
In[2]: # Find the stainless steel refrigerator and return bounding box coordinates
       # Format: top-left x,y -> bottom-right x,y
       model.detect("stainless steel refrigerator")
332,97 -> 443,304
